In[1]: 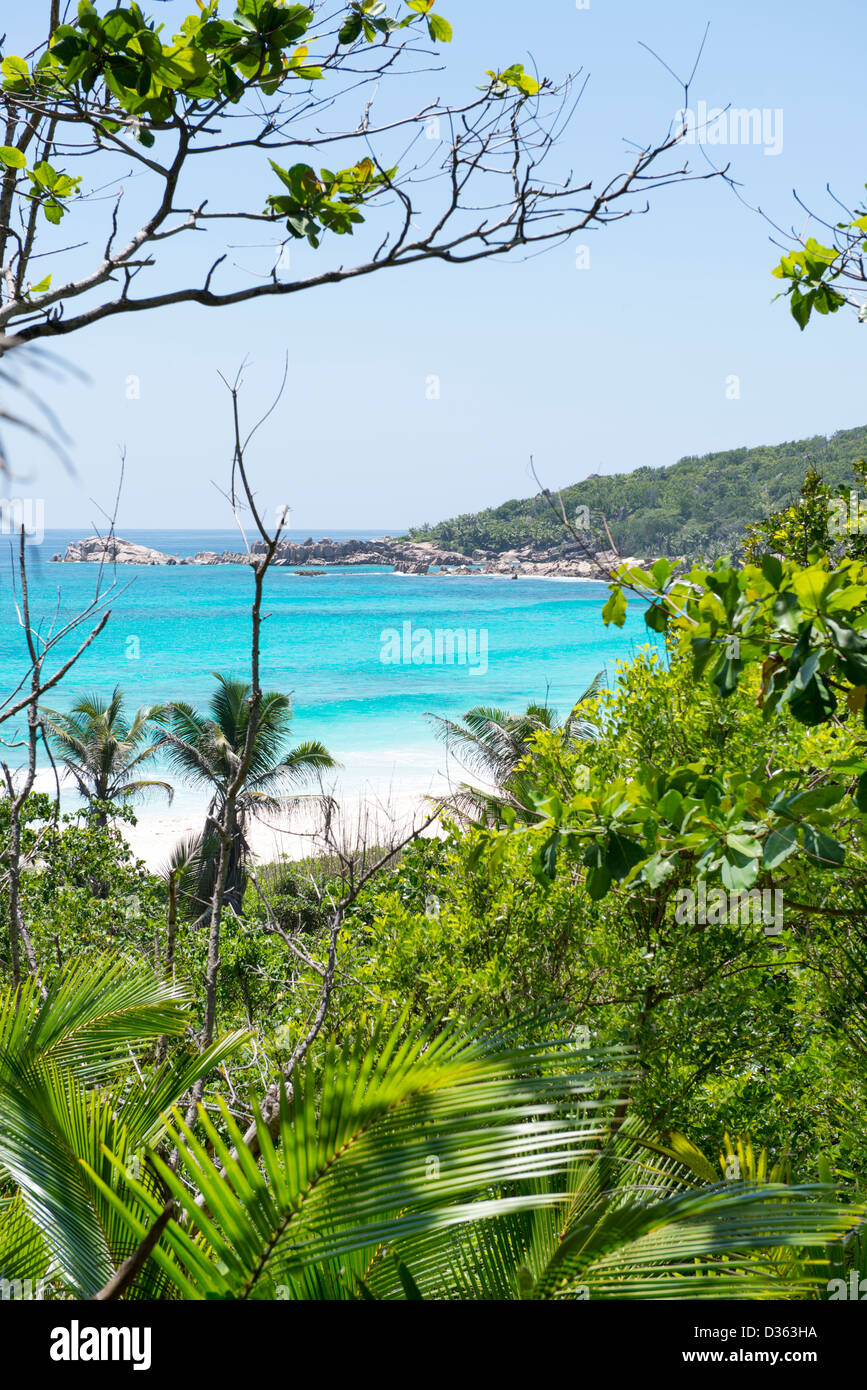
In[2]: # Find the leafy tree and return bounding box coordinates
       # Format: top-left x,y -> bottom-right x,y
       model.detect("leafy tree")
409,426 -> 867,562
771,182 -> 867,329
345,650 -> 867,1171
570,545 -> 867,897
0,0 -> 694,357
5,797 -> 167,967
41,686 -> 171,824
743,462 -> 867,566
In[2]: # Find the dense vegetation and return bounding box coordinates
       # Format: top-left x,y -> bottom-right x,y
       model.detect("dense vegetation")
5,478 -> 867,1297
3,0 -> 867,1315
409,425 -> 867,559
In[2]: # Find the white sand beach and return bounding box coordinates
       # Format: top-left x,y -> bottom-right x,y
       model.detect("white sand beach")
119,786 -> 451,873
27,757 -> 458,873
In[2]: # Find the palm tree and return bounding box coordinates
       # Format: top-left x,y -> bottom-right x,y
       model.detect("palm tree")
41,688 -> 172,824
430,671 -> 606,823
84,1016 -> 866,1301
159,674 -> 336,917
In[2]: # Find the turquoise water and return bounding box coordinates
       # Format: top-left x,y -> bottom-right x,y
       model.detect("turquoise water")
0,531 -> 662,813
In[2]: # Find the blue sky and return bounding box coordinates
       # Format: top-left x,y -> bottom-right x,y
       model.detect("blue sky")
6,0 -> 865,532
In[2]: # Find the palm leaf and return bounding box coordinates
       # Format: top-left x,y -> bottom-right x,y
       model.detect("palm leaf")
92,1024 -> 635,1299
90,1019 -> 867,1301
0,959 -> 249,1297
0,955 -> 192,1079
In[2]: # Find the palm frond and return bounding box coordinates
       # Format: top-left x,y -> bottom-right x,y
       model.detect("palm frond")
429,678 -> 605,824
93,1025 -> 635,1300
0,956 -> 249,1298
87,1016 -> 866,1302
0,955 -> 191,1079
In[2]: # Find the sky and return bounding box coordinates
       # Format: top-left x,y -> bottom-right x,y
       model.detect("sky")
3,0 -> 865,533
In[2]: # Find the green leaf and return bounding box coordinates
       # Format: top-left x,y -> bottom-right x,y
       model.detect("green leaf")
1,56 -> 30,84
392,1254 -> 425,1299
131,30 -> 163,65
532,831 -> 561,885
30,161 -> 57,190
720,854 -> 757,892
763,824 -> 798,870
602,586 -> 627,628
644,603 -> 668,634
801,824 -> 845,868
691,637 -> 715,681
93,1019 -> 641,1299
640,854 -> 674,889
428,14 -> 453,41
77,1 -> 100,30
338,14 -> 364,43
791,290 -> 813,331
856,772 -> 867,814
0,147 -> 26,169
486,63 -> 541,98
604,832 -> 646,882
788,672 -> 837,726
761,554 -> 783,589
656,789 -> 683,823
154,46 -> 210,90
52,175 -> 79,198
586,864 -> 612,900
712,655 -> 744,698
725,832 -> 762,859
0,954 -> 247,1298
101,12 -> 139,44
825,617 -> 867,685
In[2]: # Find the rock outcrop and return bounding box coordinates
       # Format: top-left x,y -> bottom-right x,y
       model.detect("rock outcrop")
55,535 -> 661,579
393,560 -> 430,575
60,535 -> 180,565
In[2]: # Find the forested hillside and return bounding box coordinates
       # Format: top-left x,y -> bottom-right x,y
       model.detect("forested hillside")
410,426 -> 867,557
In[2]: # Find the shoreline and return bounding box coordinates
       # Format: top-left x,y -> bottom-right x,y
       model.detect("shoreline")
52,534 -> 652,582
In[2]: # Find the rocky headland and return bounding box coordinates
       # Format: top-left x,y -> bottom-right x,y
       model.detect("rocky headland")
53,534 -> 653,578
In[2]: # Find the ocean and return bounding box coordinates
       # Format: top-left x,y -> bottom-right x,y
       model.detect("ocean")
0,530 -> 663,817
